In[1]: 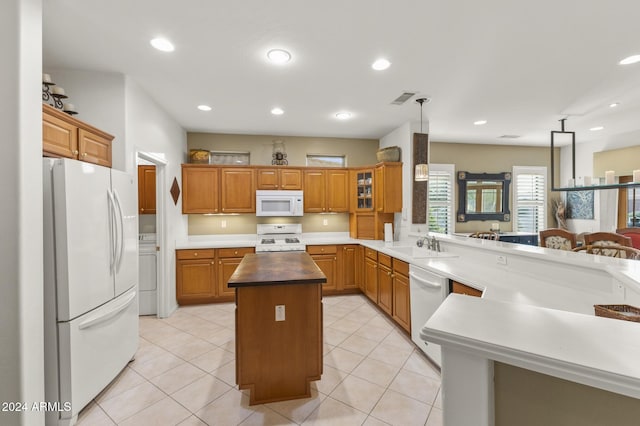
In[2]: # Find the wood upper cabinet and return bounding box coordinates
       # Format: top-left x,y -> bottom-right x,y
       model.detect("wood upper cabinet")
176,249 -> 216,304
352,169 -> 374,212
364,249 -> 378,303
392,259 -> 411,332
138,165 -> 156,214
220,168 -> 255,213
256,168 -> 302,190
43,104 -> 113,167
375,162 -> 403,213
307,245 -> 337,292
182,166 -> 219,214
303,169 -> 348,213
377,253 -> 393,315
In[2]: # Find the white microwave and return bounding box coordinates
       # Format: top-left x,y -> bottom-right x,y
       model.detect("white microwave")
256,190 -> 304,216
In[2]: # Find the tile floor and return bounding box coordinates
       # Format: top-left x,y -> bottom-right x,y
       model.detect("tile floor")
78,294 -> 442,426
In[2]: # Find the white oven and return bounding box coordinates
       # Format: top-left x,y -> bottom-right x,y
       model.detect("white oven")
256,190 -> 303,217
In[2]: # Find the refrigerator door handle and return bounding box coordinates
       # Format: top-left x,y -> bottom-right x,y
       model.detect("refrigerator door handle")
113,190 -> 125,272
78,290 -> 137,330
107,190 -> 117,273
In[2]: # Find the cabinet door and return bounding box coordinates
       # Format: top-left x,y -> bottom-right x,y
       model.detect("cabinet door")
326,170 -> 349,212
78,128 -> 112,168
138,165 -> 156,214
182,167 -> 219,214
339,245 -> 358,290
218,257 -> 242,299
375,166 -> 385,212
176,259 -> 215,304
43,110 -> 78,159
356,245 -> 365,291
375,163 -> 402,213
354,169 -> 374,211
256,169 -> 279,190
280,169 -> 302,190
221,168 -> 255,213
451,281 -> 483,297
378,263 -> 393,315
303,170 -> 326,212
312,254 -> 337,292
392,271 -> 411,333
364,256 -> 378,303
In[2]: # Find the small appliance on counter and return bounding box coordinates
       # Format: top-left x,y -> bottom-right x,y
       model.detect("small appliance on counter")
256,190 -> 303,216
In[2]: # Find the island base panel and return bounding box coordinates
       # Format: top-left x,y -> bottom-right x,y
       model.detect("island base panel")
236,283 -> 322,405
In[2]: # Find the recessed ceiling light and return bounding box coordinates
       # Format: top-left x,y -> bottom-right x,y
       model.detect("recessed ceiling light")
335,112 -> 352,120
473,120 -> 487,126
590,126 -> 604,131
271,107 -> 284,115
619,55 -> 640,65
609,102 -> 619,108
197,105 -> 212,111
267,49 -> 291,64
150,37 -> 175,52
372,58 -> 391,71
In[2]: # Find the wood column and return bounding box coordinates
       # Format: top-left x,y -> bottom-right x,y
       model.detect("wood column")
413,132 -> 429,224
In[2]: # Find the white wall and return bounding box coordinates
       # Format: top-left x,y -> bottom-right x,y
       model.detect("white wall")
0,0 -> 44,424
379,120 -> 427,240
125,77 -> 187,316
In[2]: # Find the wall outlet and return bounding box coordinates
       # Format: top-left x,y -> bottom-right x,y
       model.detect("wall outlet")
322,218 -> 328,226
497,255 -> 507,265
221,220 -> 227,228
275,305 -> 285,321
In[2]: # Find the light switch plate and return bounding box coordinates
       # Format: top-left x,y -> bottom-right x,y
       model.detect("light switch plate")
275,305 -> 285,321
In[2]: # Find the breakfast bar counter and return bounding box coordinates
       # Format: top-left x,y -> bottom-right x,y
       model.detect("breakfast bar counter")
228,252 -> 326,405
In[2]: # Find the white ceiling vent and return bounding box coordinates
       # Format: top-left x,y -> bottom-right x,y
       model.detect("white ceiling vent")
498,135 -> 521,139
391,92 -> 417,105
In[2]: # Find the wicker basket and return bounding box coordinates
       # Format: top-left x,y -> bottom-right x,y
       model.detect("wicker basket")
189,149 -> 210,164
376,146 -> 401,162
594,304 -> 640,322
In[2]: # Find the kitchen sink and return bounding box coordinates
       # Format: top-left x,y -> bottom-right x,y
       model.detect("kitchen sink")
388,246 -> 458,259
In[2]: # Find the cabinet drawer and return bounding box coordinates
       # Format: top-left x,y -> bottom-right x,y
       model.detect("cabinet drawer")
218,247 -> 254,258
378,253 -> 392,268
365,248 -> 378,260
451,281 -> 483,297
307,245 -> 338,255
176,249 -> 215,260
392,259 -> 409,276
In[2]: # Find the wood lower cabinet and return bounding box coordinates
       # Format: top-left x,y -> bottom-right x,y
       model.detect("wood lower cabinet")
43,104 -> 113,167
392,259 -> 411,332
377,253 -> 393,315
256,168 -> 302,190
138,165 -> 156,214
339,245 -> 359,291
451,280 -> 483,297
176,247 -> 254,304
364,248 -> 378,303
307,245 -> 337,292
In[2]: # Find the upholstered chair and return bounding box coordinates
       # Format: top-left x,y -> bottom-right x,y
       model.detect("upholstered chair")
539,228 -> 577,251
583,232 -> 632,247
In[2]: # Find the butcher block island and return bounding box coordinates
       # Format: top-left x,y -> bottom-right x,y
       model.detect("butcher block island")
228,252 -> 326,405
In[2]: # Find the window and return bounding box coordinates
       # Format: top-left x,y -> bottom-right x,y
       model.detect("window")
512,166 -> 547,233
428,164 -> 455,234
306,154 -> 346,167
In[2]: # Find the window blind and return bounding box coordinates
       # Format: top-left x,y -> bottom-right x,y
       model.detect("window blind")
428,165 -> 455,234
513,167 -> 547,233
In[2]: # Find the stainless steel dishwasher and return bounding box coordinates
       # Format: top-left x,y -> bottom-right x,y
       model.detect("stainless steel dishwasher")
409,264 -> 448,367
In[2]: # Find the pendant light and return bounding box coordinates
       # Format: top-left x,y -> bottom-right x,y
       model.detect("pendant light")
415,97 -> 430,181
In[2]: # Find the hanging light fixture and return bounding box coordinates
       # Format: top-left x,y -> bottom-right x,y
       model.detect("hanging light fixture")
415,97 -> 430,181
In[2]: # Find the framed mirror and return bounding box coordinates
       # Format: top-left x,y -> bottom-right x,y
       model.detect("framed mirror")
457,171 -> 511,222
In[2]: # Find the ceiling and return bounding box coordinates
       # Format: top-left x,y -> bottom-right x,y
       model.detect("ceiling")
43,0 -> 640,146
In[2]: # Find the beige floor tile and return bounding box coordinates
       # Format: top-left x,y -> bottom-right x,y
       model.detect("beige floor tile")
322,312 -> 342,327
433,389 -> 442,409
329,375 -> 386,413
211,360 -> 237,386
323,327 -> 351,346
329,318 -> 365,334
166,337 -> 217,361
381,330 -> 415,351
149,362 -> 207,394
353,324 -> 392,342
425,406 -> 443,426
130,341 -> 169,366
362,415 -> 391,425
187,323 -> 226,341
342,311 -> 376,324
202,327 -> 235,346
366,315 -> 395,331
96,366 -> 146,404
171,374 -> 232,413
195,388 -> 257,425
97,381 -> 165,424
323,342 -> 336,355
388,368 -> 440,404
367,343 -> 413,368
323,347 -> 365,373
129,351 -> 185,379
142,325 -> 187,345
219,338 -> 236,354
310,364 -> 347,395
240,405 -> 297,425
370,389 -> 430,426
350,358 -> 400,388
301,396 -> 368,425
118,396 -> 191,426
324,305 -> 353,318
177,415 -> 208,426
402,351 -> 441,380
266,389 -> 325,424
76,401 -> 115,426
189,347 -> 234,372
153,330 -> 199,351
338,334 -> 380,356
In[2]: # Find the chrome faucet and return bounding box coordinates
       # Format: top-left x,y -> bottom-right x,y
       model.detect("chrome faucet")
416,235 -> 440,252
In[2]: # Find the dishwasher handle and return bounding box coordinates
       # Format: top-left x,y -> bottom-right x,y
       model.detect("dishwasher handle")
409,272 -> 443,289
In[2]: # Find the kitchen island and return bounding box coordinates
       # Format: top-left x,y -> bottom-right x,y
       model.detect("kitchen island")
228,252 -> 326,405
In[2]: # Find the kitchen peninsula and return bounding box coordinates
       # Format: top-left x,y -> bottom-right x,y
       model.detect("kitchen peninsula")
228,252 -> 326,405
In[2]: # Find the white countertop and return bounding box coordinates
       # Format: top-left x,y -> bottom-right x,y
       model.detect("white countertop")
422,294 -> 640,399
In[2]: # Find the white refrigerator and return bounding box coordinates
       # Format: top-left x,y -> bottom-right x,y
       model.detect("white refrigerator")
43,158 -> 139,426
